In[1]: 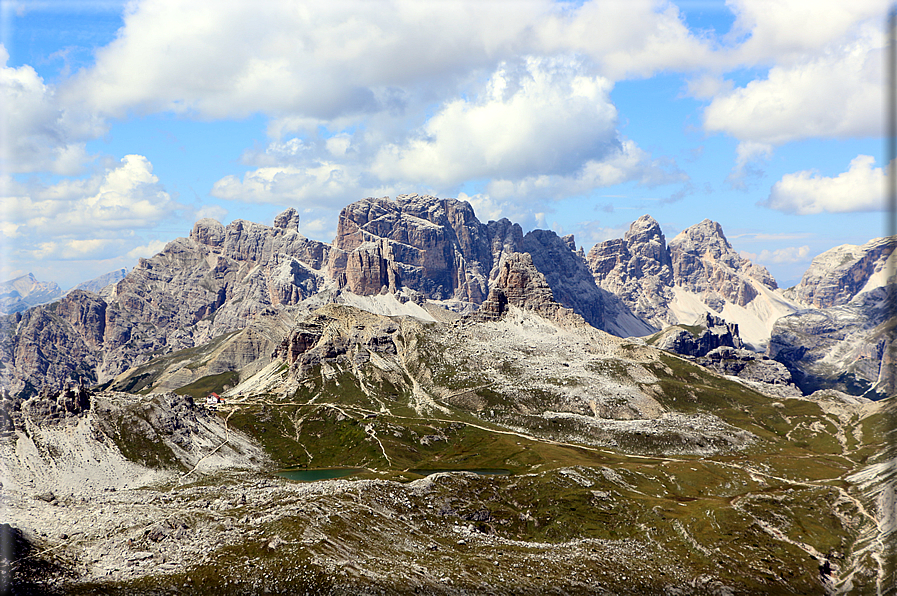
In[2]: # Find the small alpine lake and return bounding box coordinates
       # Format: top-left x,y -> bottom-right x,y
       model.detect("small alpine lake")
275,467 -> 364,482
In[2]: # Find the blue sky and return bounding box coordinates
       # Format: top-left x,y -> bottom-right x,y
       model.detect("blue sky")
1,0 -> 890,290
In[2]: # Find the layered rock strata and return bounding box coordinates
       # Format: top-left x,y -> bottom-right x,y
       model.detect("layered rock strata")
652,312 -> 743,357
1,210 -> 330,398
587,215 -> 797,348
769,285 -> 896,398
785,236 -> 896,308
0,273 -> 62,315
327,194 -> 652,335
475,252 -> 584,327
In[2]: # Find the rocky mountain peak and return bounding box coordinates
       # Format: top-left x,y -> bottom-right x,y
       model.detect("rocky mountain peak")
669,219 -> 731,260
585,215 -> 673,328
0,273 -> 63,315
273,208 -> 301,232
587,215 -> 793,348
625,214 -> 664,242
477,252 -> 583,326
190,218 -> 226,248
327,194 -> 494,303
786,236 -> 896,308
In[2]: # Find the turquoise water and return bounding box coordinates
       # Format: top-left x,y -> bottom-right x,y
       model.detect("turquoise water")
408,468 -> 511,476
276,468 -> 363,482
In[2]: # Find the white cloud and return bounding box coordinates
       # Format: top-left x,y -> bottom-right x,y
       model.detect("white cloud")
64,0 -> 715,121
0,45 -> 102,174
725,140 -> 773,189
740,245 -> 811,264
704,34 -> 882,145
193,204 -> 229,222
211,58 -> 683,220
127,239 -> 168,259
575,221 -> 629,246
211,163 -> 378,208
2,154 -> 184,280
725,0 -> 887,64
371,58 -> 620,186
764,155 -> 885,214
485,139 -> 687,201
701,1 -> 886,149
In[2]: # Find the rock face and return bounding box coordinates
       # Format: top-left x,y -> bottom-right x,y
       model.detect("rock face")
0,273 -> 62,314
669,219 -> 778,308
0,197 -> 654,399
786,236 -> 896,308
769,285 -> 896,398
1,212 -> 330,398
327,194 -> 496,303
476,252 -> 583,327
588,216 -> 798,349
327,194 -> 652,335
521,229 -> 655,337
652,312 -> 743,357
586,215 -> 675,327
274,305 -> 403,374
696,347 -> 799,395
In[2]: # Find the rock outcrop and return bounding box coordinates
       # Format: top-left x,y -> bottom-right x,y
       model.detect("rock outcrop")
696,347 -> 799,395
785,236 -> 896,308
588,216 -> 798,348
274,305 -> 403,374
327,194 -> 496,304
651,312 -> 743,357
769,285 -> 896,398
476,252 -> 584,327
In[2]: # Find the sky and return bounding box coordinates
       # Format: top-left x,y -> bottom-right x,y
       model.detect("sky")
0,0 -> 891,291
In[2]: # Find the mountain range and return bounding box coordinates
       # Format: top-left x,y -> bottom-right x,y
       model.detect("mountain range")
1,194 -> 895,594
2,194 -> 893,402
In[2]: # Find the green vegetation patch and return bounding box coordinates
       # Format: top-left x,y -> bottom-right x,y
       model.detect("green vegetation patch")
175,370 -> 240,400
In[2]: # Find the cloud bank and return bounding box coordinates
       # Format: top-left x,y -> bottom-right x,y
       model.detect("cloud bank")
764,155 -> 885,215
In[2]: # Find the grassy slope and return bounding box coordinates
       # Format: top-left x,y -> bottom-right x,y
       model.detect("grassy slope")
99,320 -> 889,594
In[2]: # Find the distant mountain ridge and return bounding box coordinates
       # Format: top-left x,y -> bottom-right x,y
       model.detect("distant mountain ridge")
0,194 -> 652,398
0,273 -> 62,314
67,268 -> 128,298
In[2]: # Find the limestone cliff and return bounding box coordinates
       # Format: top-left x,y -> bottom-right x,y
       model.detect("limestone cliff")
587,216 -> 798,349
1,210 -> 330,398
327,194 -> 652,335
785,236 -> 896,308
769,285 -> 896,398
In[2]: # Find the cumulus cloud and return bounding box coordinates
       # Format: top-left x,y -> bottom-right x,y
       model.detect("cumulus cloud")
211,163 -> 380,208
63,0 -> 714,121
211,58 -> 683,220
704,35 -> 881,146
127,239 -> 169,260
1,154 -> 184,272
0,45 -> 102,174
740,245 -> 811,264
371,58 -> 620,186
700,1 -> 885,152
725,0 -> 886,64
764,155 -> 885,214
